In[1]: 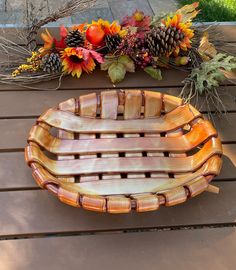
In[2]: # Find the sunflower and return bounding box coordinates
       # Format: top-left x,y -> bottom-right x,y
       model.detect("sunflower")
71,23 -> 87,33
61,47 -> 103,78
89,19 -> 127,37
163,14 -> 194,56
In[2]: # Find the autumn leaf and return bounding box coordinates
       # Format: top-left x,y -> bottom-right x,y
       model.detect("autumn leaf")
100,56 -> 117,70
189,53 -> 236,94
144,66 -> 162,80
176,2 -> 200,23
198,32 -> 217,61
118,55 -> 135,72
108,62 -> 126,83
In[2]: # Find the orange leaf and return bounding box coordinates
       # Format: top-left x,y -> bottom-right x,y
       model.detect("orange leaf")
176,2 -> 200,23
198,32 -> 217,61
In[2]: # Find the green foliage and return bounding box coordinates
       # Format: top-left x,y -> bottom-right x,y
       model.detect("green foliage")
179,0 -> 236,22
101,55 -> 135,83
144,66 -> 162,80
100,56 -> 115,71
188,53 -> 236,94
118,55 -> 135,72
108,63 -> 126,84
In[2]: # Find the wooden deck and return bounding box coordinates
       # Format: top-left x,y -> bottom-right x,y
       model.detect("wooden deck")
0,0 -> 178,26
0,25 -> 236,269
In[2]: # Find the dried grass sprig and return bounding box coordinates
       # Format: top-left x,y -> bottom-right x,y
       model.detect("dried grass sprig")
0,0 -> 97,89
27,0 -> 97,50
0,72 -> 64,90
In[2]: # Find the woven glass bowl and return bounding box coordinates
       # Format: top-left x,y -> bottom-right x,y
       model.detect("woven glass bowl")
25,90 -> 222,213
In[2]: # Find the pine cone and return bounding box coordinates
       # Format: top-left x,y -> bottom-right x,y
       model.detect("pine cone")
146,26 -> 185,56
65,30 -> 84,47
105,34 -> 122,52
41,53 -> 61,73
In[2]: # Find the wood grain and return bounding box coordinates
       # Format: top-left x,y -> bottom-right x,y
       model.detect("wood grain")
0,69 -> 188,91
1,227 -> 236,270
0,86 -> 234,117
108,0 -> 153,22
0,181 -> 235,236
0,24 -> 235,268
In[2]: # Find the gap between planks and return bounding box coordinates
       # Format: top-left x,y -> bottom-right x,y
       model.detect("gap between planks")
0,82 -> 236,92
1,222 -> 236,241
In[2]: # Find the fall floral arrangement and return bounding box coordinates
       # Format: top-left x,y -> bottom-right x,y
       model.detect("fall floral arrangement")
13,3 -> 199,82
1,0 -> 236,111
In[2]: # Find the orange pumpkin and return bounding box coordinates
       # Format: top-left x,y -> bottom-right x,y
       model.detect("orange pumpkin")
86,25 -> 105,46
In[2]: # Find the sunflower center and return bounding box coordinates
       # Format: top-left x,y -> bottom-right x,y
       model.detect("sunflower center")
69,55 -> 84,63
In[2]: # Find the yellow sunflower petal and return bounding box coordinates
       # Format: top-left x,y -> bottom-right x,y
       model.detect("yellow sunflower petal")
82,57 -> 96,73
71,65 -> 82,78
171,15 -> 178,27
173,47 -> 180,57
165,16 -> 171,27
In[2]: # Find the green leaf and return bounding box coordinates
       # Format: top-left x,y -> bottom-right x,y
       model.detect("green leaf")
144,66 -> 162,80
118,55 -> 135,72
189,53 -> 236,94
108,62 -> 126,84
100,56 -> 117,71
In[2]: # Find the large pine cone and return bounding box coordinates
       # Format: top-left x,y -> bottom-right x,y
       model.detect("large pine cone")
41,53 -> 61,73
65,30 -> 84,47
146,26 -> 185,56
105,34 -> 122,52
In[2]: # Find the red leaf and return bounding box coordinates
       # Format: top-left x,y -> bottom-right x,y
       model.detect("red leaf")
60,25 -> 68,38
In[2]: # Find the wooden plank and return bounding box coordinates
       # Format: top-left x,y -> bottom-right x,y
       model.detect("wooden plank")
0,0 -> 25,25
108,0 -> 153,22
149,0 -> 178,14
208,24 -> 236,42
0,0 -> 5,11
0,70 -> 235,92
0,118 -> 35,150
216,144 -> 236,180
0,69 -> 188,91
46,0 -> 72,26
0,86 -> 235,117
71,0 -> 114,24
0,152 -> 35,189
0,89 -> 101,117
0,227 -> 236,270
1,113 -> 235,151
208,113 -> 236,143
0,181 -> 235,236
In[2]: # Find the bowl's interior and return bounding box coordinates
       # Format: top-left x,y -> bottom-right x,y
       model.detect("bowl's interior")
25,90 -> 222,212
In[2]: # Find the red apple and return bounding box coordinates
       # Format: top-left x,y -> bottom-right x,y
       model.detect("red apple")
86,25 -> 105,46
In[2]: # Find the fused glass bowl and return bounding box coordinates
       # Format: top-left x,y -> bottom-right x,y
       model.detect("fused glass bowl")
25,90 -> 222,213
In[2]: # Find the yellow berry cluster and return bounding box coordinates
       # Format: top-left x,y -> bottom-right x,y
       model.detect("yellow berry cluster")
12,51 -> 41,77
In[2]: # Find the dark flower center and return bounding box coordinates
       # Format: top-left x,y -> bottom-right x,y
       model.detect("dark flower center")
69,55 -> 84,63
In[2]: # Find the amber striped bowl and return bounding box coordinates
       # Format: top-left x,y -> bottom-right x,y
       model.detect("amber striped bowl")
25,90 -> 222,213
